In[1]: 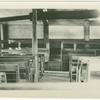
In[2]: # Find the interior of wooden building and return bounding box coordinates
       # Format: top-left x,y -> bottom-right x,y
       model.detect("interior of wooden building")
0,9 -> 100,89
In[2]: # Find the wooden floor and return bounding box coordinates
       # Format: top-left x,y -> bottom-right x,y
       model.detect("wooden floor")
0,71 -> 100,91
39,71 -> 70,82
0,71 -> 100,98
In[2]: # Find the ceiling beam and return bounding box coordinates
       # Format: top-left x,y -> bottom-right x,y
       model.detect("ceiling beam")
0,15 -> 30,22
37,10 -> 99,20
0,9 -> 99,22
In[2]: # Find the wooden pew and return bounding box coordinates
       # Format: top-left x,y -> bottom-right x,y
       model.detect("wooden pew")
0,63 -> 19,82
0,55 -> 45,82
0,56 -> 32,82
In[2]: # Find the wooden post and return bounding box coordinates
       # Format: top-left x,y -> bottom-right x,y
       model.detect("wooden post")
0,24 -> 4,49
61,41 -> 63,71
43,20 -> 50,59
16,65 -> 20,82
18,41 -> 21,50
84,20 -> 90,49
84,20 -> 90,82
73,43 -> 77,51
43,20 -> 49,48
2,23 -> 8,49
32,9 -> 39,82
0,24 -> 2,51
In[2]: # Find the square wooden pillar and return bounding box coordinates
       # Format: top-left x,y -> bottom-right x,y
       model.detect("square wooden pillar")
61,41 -> 63,71
32,9 -> 39,82
84,20 -> 90,82
73,43 -> 77,51
43,20 -> 50,59
84,20 -> 90,49
0,24 -> 4,49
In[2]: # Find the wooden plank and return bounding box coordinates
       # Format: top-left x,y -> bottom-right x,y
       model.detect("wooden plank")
32,9 -> 39,82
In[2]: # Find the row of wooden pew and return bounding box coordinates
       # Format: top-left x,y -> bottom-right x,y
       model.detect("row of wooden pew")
0,54 -> 45,83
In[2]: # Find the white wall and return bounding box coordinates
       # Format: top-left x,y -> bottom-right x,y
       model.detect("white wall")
49,25 -> 84,39
8,22 -> 44,39
8,22 -> 100,39
90,26 -> 100,39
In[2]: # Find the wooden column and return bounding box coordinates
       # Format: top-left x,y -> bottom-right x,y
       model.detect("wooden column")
73,43 -> 77,51
61,41 -> 63,71
84,20 -> 90,49
18,41 -> 21,50
0,24 -> 4,49
32,9 -> 39,82
84,20 -> 90,82
0,24 -> 2,51
3,23 -> 8,49
43,20 -> 49,46
43,20 -> 50,59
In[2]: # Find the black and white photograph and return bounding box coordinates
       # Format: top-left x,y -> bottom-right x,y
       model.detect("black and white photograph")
0,2 -> 100,97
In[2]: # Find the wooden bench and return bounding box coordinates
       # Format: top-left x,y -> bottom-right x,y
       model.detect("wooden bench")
0,63 -> 19,82
0,55 -> 45,82
0,72 -> 7,83
0,56 -> 32,82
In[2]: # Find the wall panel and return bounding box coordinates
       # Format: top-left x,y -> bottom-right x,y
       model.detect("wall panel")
49,25 -> 84,39
8,23 -> 43,39
90,26 -> 100,39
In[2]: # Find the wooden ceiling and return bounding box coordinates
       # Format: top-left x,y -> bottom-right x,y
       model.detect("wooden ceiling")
37,9 -> 99,20
0,9 -> 99,25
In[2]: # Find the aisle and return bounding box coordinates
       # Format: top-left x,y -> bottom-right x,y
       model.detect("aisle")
39,71 -> 70,82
